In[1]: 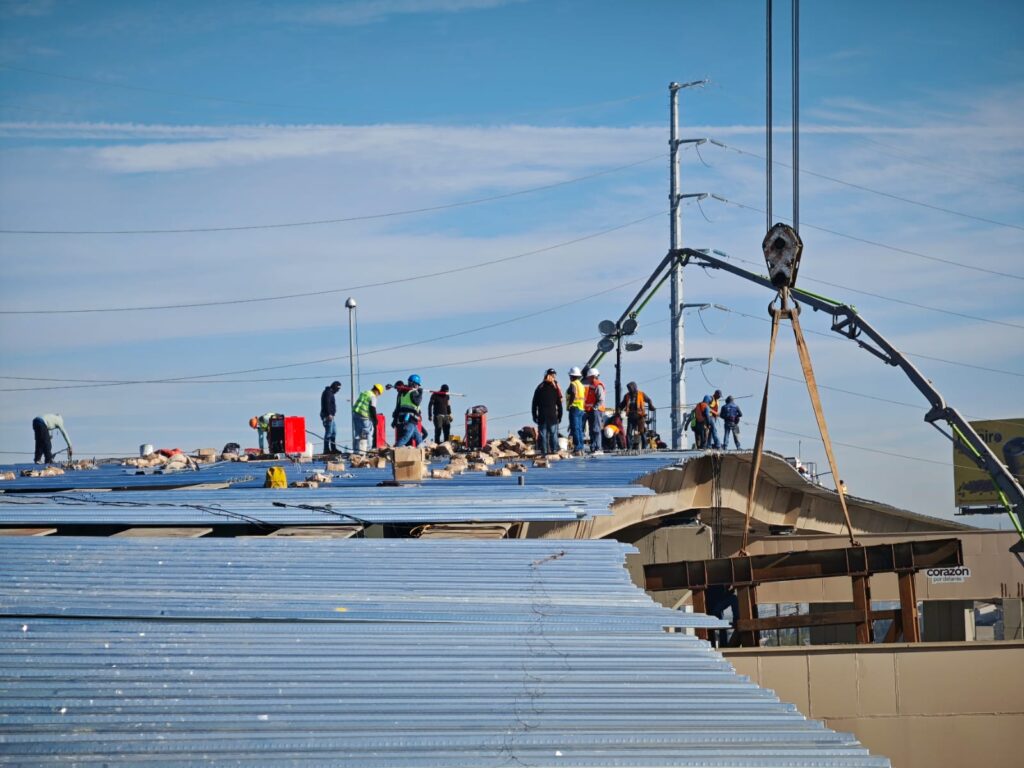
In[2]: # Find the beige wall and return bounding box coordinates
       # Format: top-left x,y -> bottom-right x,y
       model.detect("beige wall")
724,642 -> 1024,768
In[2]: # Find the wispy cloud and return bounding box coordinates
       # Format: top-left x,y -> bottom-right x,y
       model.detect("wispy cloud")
0,0 -> 54,18
282,0 -> 524,27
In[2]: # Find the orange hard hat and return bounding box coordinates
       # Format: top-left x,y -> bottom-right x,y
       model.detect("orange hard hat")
249,417 -> 258,429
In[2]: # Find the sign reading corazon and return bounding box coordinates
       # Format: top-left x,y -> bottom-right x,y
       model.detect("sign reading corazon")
953,418 -> 1024,508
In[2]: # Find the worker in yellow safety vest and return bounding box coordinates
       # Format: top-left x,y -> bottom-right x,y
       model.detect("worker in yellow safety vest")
352,384 -> 384,453
565,367 -> 588,454
248,412 -> 276,454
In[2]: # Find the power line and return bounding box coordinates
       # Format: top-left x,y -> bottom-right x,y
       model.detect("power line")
760,423 -> 952,468
0,211 -> 662,314
709,195 -> 1024,282
702,248 -> 1024,330
0,153 -> 666,236
710,139 -> 1024,233
0,336 -> 595,392
856,135 -> 1024,195
0,280 -> 643,391
710,304 -> 1024,378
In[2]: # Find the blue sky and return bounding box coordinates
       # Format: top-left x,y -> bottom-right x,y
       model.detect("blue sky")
1,0 -> 1022,524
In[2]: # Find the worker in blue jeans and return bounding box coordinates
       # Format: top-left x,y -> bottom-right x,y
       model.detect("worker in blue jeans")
394,374 -> 425,447
566,367 -> 587,454
320,380 -> 341,454
721,395 -> 743,449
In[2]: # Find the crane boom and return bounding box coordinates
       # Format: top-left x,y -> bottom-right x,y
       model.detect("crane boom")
677,247 -> 1024,533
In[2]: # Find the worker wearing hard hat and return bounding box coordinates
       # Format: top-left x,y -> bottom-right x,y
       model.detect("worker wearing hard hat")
352,384 -> 385,453
248,412 -> 276,454
32,413 -> 71,464
566,367 -> 588,455
394,374 -> 425,447
584,368 -> 607,454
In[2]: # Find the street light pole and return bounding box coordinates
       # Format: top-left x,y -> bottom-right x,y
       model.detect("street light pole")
345,297 -> 357,448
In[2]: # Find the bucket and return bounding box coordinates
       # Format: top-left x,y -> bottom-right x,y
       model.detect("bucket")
557,436 -> 569,452
140,443 -> 154,457
302,441 -> 314,460
357,437 -> 368,454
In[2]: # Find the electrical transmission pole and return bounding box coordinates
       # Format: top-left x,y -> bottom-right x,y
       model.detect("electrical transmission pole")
669,80 -> 706,450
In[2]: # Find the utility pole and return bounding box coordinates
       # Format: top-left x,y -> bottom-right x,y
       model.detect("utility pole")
345,297 -> 358,447
669,80 -> 707,450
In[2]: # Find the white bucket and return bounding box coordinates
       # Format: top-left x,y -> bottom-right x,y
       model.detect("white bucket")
140,443 -> 154,457
557,437 -> 569,452
302,441 -> 314,460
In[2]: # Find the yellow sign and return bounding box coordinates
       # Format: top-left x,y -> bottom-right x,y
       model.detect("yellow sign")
953,418 -> 1024,507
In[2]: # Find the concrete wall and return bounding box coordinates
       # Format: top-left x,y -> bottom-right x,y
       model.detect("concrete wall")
724,642 -> 1024,768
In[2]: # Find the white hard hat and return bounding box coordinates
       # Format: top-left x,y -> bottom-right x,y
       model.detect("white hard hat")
589,368 -> 600,377
603,426 -> 615,439
568,366 -> 582,377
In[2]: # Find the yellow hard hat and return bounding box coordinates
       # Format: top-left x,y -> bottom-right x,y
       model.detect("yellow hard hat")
372,383 -> 385,394
249,417 -> 258,429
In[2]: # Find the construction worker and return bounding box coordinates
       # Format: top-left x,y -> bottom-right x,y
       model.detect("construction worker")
352,384 -> 385,453
248,412 -> 276,454
428,384 -> 453,443
694,395 -> 712,449
721,395 -> 743,449
707,389 -> 723,449
584,368 -> 607,454
320,380 -> 342,455
619,382 -> 655,449
32,413 -> 71,464
566,367 -> 587,455
394,374 -> 425,447
531,368 -> 562,455
602,412 -> 627,451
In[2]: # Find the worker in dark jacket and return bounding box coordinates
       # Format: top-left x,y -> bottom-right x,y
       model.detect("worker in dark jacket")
320,380 -> 341,454
428,384 -> 453,443
721,395 -> 743,449
619,382 -> 655,449
531,368 -> 563,455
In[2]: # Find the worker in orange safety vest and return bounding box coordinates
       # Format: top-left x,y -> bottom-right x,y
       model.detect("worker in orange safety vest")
583,367 -> 607,454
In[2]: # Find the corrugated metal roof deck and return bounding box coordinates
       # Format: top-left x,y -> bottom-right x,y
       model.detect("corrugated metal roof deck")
0,537 -> 889,766
0,453 -> 690,527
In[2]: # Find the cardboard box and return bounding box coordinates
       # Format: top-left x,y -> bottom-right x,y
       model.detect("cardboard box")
393,446 -> 426,482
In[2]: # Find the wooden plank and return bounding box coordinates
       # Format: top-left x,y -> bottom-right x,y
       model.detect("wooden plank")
852,575 -> 874,644
898,570 -> 921,642
734,608 -> 899,632
735,585 -> 759,647
113,527 -> 212,538
0,527 -> 57,537
268,526 -> 362,539
692,588 -> 709,641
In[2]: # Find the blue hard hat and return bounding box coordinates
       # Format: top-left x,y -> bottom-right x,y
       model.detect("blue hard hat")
408,374 -> 422,386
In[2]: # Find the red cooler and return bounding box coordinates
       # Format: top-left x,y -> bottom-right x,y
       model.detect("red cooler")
269,415 -> 306,454
465,407 -> 487,450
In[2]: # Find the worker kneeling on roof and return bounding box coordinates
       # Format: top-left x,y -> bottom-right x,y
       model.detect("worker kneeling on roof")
394,374 -> 425,447
352,383 -> 384,454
